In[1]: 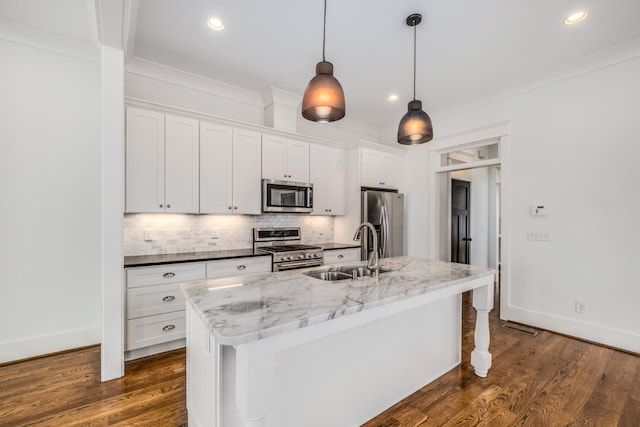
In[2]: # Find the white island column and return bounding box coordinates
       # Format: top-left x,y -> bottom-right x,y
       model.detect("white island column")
471,282 -> 494,377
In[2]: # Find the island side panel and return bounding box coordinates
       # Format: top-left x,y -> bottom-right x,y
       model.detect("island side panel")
471,279 -> 494,377
222,295 -> 461,427
186,304 -> 220,427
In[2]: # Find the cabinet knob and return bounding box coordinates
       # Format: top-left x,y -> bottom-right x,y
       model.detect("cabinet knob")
166,204 -> 171,208
233,206 -> 238,210
228,206 -> 232,210
159,204 -> 163,208
162,324 -> 175,332
338,255 -> 344,259
162,295 -> 175,302
162,272 -> 176,278
237,265 -> 247,270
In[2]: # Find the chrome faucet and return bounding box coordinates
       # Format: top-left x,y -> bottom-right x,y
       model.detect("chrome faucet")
353,222 -> 379,273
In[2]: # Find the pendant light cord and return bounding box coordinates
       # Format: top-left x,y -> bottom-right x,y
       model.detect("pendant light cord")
322,0 -> 327,61
413,21 -> 417,101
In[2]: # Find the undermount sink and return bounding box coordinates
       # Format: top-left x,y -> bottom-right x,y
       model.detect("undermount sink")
304,265 -> 392,281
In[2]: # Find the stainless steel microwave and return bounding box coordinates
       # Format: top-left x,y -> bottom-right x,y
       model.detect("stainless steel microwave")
262,179 -> 313,213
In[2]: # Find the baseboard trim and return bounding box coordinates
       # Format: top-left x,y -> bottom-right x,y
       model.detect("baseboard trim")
501,305 -> 640,354
0,327 -> 101,364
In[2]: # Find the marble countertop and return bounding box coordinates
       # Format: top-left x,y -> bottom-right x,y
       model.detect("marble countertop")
124,243 -> 360,267
182,257 -> 495,346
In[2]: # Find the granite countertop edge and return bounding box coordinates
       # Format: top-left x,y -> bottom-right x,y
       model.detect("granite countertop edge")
124,243 -> 360,267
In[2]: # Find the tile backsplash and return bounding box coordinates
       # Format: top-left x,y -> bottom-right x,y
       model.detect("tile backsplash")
123,214 -> 335,256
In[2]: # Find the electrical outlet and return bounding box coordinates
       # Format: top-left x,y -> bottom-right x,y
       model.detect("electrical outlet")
575,300 -> 587,314
144,230 -> 153,241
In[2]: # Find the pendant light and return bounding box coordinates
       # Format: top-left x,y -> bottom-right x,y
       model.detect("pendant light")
397,13 -> 433,145
301,0 -> 345,123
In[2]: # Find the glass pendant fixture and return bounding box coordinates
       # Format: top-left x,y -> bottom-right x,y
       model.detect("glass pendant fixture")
301,0 -> 345,123
398,13 -> 433,145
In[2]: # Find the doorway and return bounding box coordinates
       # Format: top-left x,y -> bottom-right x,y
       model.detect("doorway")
451,179 -> 471,264
426,122 -> 509,320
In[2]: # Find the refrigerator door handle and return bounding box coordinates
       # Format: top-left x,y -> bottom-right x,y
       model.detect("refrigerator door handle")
380,204 -> 389,258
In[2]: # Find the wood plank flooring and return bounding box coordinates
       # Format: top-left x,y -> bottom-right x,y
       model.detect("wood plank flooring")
1,293 -> 638,426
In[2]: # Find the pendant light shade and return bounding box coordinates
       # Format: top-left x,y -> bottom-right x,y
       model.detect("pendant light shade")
397,13 -> 433,145
302,61 -> 345,122
398,100 -> 433,144
302,0 -> 345,123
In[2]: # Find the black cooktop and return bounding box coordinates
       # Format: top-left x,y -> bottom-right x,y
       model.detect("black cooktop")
259,244 -> 321,253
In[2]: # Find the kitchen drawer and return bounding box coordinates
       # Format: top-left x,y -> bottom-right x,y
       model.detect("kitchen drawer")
127,282 -> 186,320
126,262 -> 205,288
206,256 -> 271,279
324,248 -> 361,265
126,311 -> 186,351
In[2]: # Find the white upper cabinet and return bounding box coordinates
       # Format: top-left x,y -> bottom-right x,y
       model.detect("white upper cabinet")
231,128 -> 262,214
164,114 -> 200,213
310,144 -> 346,215
199,122 -> 233,213
126,108 -> 199,213
262,134 -> 310,182
200,123 -> 261,215
126,108 -> 165,213
360,148 -> 401,190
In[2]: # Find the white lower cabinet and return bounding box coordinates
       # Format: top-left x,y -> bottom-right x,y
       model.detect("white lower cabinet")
125,262 -> 205,358
125,256 -> 272,359
206,256 -> 271,279
324,248 -> 361,264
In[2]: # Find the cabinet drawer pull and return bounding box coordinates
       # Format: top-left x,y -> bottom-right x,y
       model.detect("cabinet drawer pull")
162,324 -> 175,332
237,265 -> 247,270
162,272 -> 176,278
162,295 -> 175,302
338,255 -> 344,259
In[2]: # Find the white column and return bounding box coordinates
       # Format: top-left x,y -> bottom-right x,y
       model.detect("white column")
101,45 -> 125,381
471,281 -> 494,377
235,338 -> 276,427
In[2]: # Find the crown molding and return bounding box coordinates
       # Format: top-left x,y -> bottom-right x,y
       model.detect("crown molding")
124,57 -> 265,108
434,37 -> 640,120
0,16 -> 99,63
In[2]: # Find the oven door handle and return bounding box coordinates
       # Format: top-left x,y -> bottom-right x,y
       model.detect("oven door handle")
275,260 -> 323,271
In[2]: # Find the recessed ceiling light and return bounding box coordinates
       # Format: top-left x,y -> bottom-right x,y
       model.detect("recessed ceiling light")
207,17 -> 224,31
564,11 -> 588,25
388,94 -> 399,102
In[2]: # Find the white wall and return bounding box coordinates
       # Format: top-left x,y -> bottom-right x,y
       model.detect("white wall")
0,39 -> 103,362
408,54 -> 640,352
469,168 -> 489,267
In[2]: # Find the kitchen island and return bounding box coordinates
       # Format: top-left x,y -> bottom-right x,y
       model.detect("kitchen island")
182,257 -> 495,427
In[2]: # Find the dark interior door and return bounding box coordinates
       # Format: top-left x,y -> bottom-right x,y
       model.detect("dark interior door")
451,179 -> 471,264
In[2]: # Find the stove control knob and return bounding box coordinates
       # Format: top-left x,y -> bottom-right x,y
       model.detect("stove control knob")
299,254 -> 305,260
286,256 -> 292,261
313,253 -> 320,258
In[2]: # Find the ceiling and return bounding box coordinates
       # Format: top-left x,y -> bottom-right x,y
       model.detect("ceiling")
3,0 -> 640,133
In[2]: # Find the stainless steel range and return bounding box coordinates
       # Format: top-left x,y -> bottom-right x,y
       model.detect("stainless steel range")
253,227 -> 324,272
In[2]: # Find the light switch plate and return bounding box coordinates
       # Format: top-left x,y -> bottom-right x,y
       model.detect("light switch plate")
527,230 -> 550,241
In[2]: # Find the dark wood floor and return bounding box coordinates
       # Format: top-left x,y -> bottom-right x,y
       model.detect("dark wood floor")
1,293 -> 639,426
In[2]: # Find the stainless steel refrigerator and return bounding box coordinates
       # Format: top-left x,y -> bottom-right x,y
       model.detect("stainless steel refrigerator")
361,189 -> 404,261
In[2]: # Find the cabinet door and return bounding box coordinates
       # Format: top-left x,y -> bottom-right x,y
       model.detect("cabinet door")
125,108 -> 165,213
309,144 -> 328,215
165,114 -> 200,213
233,129 -> 262,214
286,139 -> 310,182
361,149 -> 401,190
200,122 -> 233,214
326,147 -> 346,214
261,134 -> 287,180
